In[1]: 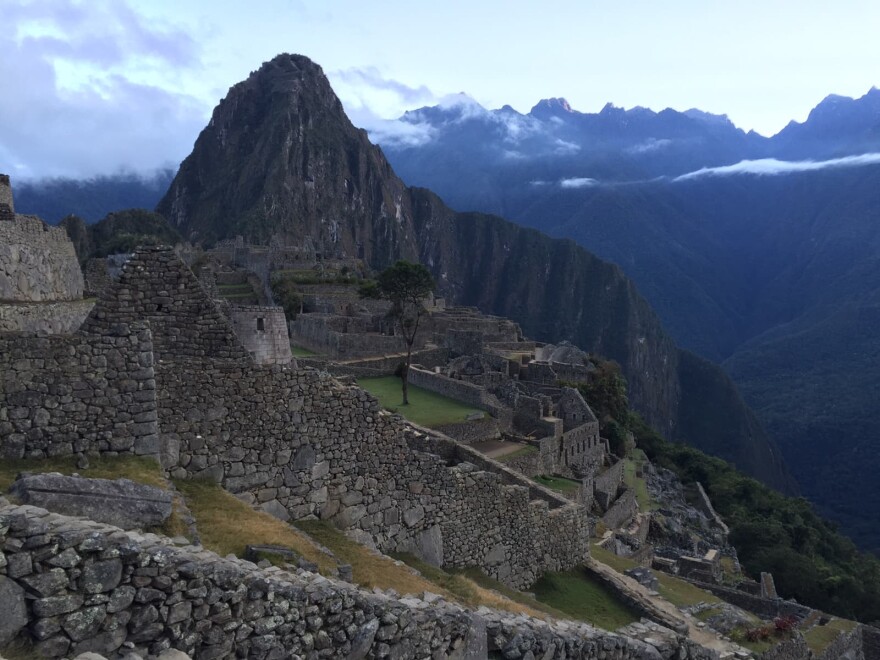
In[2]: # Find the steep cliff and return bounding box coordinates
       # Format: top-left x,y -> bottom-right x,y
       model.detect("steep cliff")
157,54 -> 794,492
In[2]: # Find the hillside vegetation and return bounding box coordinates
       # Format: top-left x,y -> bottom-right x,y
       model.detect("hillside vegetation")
579,358 -> 880,623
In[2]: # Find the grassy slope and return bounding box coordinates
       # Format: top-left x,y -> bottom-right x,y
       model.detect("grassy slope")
531,568 -> 640,630
358,376 -> 483,427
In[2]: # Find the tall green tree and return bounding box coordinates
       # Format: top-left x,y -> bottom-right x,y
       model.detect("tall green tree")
360,261 -> 435,405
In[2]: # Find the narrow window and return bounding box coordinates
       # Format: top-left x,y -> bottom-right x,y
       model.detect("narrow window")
257,317 -> 265,331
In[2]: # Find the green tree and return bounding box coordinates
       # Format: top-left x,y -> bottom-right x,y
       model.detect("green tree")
271,277 -> 303,321
360,260 -> 435,405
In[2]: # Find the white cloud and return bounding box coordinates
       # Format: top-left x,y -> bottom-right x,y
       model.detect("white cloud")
559,177 -> 598,188
674,153 -> 880,181
1,0 -> 206,179
626,137 -> 673,154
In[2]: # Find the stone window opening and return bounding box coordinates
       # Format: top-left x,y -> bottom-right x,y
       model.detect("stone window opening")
257,317 -> 265,332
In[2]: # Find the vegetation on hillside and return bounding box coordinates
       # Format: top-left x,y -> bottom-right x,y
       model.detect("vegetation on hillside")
575,358 -> 880,623
633,416 -> 880,623
60,209 -> 182,262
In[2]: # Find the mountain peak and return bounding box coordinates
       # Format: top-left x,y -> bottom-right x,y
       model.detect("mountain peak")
529,97 -> 574,119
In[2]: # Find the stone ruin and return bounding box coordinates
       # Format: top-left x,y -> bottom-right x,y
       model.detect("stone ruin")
2,246 -> 591,591
0,175 -> 93,334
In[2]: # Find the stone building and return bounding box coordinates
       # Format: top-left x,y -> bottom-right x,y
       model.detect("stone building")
0,174 -> 92,333
225,304 -> 294,365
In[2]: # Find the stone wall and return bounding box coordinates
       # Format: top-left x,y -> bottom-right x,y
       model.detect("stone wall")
407,367 -> 511,426
595,459 -> 625,510
289,314 -> 411,359
815,625 -> 864,660
0,502 -> 712,660
0,216 -> 84,302
0,173 -> 14,216
226,305 -> 293,365
0,323 -> 158,460
694,482 -> 730,534
83,259 -> 113,299
602,488 -> 638,529
433,416 -> 500,444
684,580 -> 812,621
156,359 -> 587,589
0,300 -> 94,335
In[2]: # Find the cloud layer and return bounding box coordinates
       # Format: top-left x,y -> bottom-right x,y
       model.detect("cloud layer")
674,153 -> 880,181
1,1 -> 207,179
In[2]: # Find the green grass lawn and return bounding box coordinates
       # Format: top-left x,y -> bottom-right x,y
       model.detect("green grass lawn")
534,474 -> 581,495
803,618 -> 857,654
291,344 -> 318,357
531,567 -> 640,631
357,376 -> 483,428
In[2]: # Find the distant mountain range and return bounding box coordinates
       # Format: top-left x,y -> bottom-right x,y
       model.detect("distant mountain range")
375,87 -> 880,551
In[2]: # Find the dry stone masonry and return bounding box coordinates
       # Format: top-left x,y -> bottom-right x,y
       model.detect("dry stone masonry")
0,322 -> 159,461
0,500 -> 717,659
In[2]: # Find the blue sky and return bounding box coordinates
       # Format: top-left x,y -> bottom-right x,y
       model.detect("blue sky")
3,0 -> 879,178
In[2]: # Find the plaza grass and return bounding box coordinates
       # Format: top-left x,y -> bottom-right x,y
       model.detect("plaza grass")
534,474 -> 581,495
357,376 -> 483,428
291,344 -> 318,357
531,568 -> 640,631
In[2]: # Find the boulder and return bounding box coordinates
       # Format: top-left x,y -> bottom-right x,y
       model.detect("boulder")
8,473 -> 172,530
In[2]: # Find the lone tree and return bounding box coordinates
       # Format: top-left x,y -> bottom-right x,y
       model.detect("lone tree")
360,260 -> 435,405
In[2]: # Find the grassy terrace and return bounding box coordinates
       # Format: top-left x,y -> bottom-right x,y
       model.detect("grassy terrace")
291,344 -> 318,357
357,376 -> 483,428
534,474 -> 581,496
532,568 -> 640,630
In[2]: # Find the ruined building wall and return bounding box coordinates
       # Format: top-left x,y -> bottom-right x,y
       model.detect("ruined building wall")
289,313 -> 423,359
0,323 -> 159,460
226,305 -> 293,365
0,216 -> 84,302
601,488 -> 638,529
156,359 -> 589,589
0,173 -> 14,220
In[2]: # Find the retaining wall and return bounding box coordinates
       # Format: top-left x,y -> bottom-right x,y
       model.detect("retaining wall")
0,502 -> 713,660
156,359 -> 588,589
0,300 -> 94,335
0,323 -> 159,461
0,216 -> 84,302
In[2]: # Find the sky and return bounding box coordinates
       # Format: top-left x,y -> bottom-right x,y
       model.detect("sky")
2,0 -> 879,179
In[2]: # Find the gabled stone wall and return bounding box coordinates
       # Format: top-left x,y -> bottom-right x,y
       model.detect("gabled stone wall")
81,248 -> 249,362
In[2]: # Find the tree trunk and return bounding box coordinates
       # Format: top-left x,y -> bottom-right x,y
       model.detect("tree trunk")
402,343 -> 412,405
